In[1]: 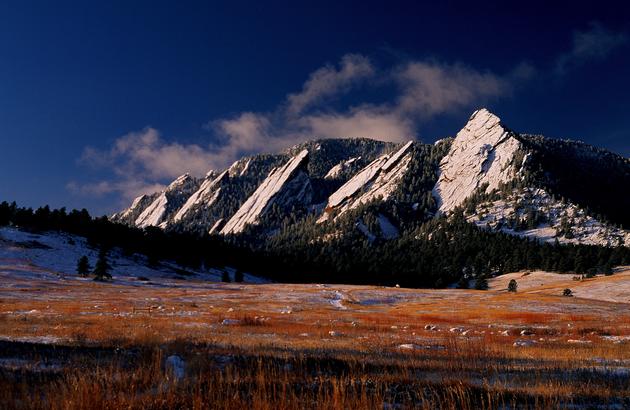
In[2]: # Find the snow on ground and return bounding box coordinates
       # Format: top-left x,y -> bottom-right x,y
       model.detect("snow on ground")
469,187 -> 630,247
0,227 -> 267,286
377,214 -> 399,239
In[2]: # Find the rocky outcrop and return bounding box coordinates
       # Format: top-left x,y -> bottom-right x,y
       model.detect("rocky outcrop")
320,141 -> 413,221
171,170 -> 228,223
433,109 -> 523,213
134,174 -> 199,228
221,150 -> 311,235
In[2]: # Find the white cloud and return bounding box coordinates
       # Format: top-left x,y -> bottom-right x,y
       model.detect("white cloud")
73,53 -> 519,204
394,61 -> 509,118
300,106 -> 413,141
556,22 -> 627,73
66,179 -> 166,203
286,53 -> 374,115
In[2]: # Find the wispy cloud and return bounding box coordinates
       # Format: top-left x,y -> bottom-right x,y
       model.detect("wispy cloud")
556,22 -> 627,74
72,53 -> 522,204
286,53 -> 375,115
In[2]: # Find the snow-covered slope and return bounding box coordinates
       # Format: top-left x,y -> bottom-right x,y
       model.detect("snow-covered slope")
433,109 -> 523,213
0,226 -> 266,284
221,150 -> 311,235
320,141 -> 413,221
467,187 -> 629,247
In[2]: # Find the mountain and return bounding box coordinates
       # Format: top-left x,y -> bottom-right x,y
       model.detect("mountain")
113,109 -> 630,248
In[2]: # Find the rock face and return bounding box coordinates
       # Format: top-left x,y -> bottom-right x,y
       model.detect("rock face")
433,109 -> 523,213
320,141 -> 413,221
134,174 -> 199,228
220,150 -> 312,235
111,109 -> 629,248
324,157 -> 361,179
172,170 -> 228,224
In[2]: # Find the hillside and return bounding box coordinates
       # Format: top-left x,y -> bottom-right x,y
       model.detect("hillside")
113,109 -> 630,249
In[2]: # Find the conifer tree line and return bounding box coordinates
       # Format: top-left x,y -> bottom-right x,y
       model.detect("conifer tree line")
1,200 -> 628,288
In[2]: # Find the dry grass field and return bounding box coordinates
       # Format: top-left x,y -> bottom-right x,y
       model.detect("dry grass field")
1,257 -> 629,408
1,228 -> 629,408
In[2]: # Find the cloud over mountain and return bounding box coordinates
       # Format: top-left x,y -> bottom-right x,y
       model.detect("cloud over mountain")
73,53 -> 520,203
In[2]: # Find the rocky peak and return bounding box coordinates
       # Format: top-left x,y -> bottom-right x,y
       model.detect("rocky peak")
433,108 -> 523,213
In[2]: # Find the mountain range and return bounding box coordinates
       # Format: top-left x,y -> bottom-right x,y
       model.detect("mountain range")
113,109 -> 630,248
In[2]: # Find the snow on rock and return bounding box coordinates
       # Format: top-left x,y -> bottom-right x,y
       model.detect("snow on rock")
324,156 -> 361,179
221,150 -> 311,235
135,193 -> 168,228
433,109 -> 523,213
320,141 -> 413,221
208,218 -> 224,235
120,195 -> 147,219
135,174 -> 198,228
172,170 -> 228,223
239,159 -> 251,176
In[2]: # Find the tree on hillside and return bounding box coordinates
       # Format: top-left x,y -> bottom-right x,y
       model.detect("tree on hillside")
234,269 -> 244,283
221,270 -> 231,283
93,248 -> 112,281
508,279 -> 518,292
563,288 -> 573,297
474,276 -> 488,290
76,255 -> 90,277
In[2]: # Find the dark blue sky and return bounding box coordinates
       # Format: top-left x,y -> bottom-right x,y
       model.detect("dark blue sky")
1,0 -> 629,215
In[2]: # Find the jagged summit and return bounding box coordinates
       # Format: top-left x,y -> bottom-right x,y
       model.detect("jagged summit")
112,109 -> 629,247
433,108 -> 522,213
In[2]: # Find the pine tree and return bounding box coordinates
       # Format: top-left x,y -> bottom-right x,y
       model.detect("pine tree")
474,276 -> 488,290
456,276 -> 469,289
93,248 -> 112,281
221,270 -> 231,283
602,263 -> 613,276
76,255 -> 90,277
508,279 -> 518,292
234,269 -> 244,283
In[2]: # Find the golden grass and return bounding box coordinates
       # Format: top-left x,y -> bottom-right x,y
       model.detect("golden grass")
0,273 -> 629,408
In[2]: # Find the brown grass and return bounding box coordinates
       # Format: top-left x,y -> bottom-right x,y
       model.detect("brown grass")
0,273 -> 629,408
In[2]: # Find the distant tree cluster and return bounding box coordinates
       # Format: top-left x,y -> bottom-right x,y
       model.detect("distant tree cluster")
1,192 -> 629,289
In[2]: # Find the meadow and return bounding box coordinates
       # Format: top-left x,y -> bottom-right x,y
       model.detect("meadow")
1,265 -> 629,409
